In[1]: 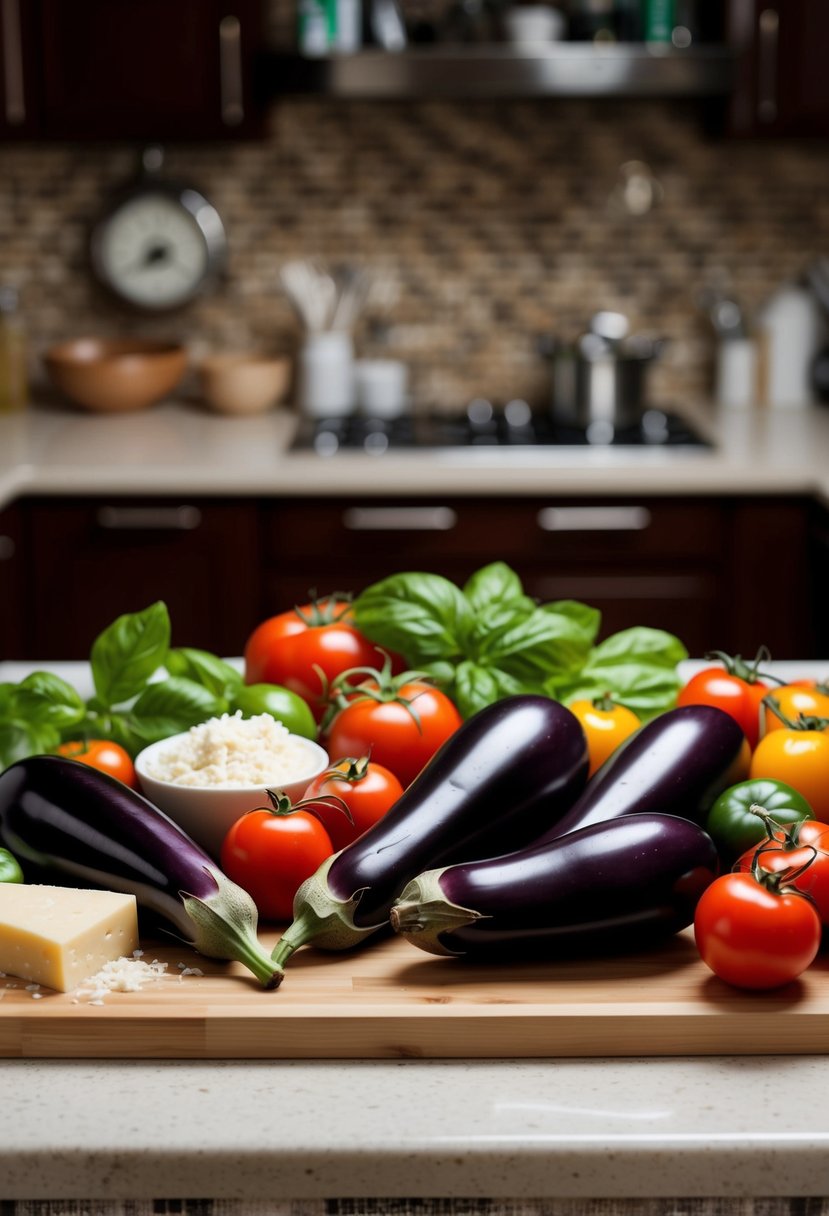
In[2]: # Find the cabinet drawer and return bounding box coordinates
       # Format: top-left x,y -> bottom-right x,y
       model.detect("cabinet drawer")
263,498 -> 725,565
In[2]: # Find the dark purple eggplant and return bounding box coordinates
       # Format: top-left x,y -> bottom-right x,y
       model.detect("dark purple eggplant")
271,695 -> 589,977
533,704 -> 747,844
390,812 -> 718,959
0,754 -> 282,988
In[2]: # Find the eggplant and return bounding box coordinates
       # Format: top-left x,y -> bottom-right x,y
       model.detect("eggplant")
390,812 -> 718,959
270,695 -> 589,977
0,754 -> 282,988
533,703 -> 747,844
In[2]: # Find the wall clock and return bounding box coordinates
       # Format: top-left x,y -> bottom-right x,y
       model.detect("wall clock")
89,148 -> 227,312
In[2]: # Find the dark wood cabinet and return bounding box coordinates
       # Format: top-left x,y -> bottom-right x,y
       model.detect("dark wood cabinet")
727,0 -> 829,137
19,498 -> 262,660
260,495 -> 819,660
0,0 -> 266,142
2,492 -> 822,663
0,503 -> 25,659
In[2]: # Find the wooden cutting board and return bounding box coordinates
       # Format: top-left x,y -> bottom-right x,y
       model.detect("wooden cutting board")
3,928 -> 829,1059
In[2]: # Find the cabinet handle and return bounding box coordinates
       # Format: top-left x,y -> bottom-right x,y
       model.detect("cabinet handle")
537,506 -> 652,533
342,506 -> 458,532
219,14 -> 244,127
757,8 -> 779,124
1,0 -> 25,126
0,535 -> 15,560
96,506 -> 203,532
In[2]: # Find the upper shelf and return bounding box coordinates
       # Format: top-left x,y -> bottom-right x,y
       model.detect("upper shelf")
261,43 -> 737,101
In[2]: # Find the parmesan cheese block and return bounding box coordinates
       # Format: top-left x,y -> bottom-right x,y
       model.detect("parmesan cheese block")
0,884 -> 139,992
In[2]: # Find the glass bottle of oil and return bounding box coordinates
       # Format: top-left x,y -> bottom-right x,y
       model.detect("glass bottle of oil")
0,286 -> 27,412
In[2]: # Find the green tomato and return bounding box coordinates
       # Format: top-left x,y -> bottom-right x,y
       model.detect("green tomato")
706,778 -> 813,862
0,847 -> 23,883
229,683 -> 317,741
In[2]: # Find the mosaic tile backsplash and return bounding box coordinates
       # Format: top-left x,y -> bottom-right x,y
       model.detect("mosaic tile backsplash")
1,90 -> 827,413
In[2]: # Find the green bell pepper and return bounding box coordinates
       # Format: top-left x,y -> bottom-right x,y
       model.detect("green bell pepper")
706,778 -> 813,863
0,847 -> 23,883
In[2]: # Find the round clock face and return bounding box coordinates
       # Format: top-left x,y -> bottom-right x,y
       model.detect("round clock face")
91,188 -> 226,311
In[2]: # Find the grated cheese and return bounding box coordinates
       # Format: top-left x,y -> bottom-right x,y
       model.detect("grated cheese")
69,951 -> 202,1005
144,711 -> 312,788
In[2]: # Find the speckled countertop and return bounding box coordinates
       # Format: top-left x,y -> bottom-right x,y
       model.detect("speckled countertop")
3,408 -> 829,1206
1,397 -> 829,506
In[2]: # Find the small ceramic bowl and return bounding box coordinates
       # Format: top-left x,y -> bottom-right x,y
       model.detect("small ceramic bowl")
44,338 -> 188,412
134,732 -> 329,859
199,353 -> 291,415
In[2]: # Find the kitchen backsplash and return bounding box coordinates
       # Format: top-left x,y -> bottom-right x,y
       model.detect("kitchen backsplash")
1,92 -> 826,412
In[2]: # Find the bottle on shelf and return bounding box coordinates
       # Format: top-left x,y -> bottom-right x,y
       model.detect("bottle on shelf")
0,286 -> 28,413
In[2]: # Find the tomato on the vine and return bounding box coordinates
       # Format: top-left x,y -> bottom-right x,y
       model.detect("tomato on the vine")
220,791 -> 334,922
243,594 -> 391,723
750,700 -> 829,819
302,755 -> 404,851
324,662 -> 463,788
736,810 -> 829,926
694,865 -> 821,990
677,650 -> 772,749
568,696 -> 640,777
763,684 -> 829,735
56,739 -> 137,788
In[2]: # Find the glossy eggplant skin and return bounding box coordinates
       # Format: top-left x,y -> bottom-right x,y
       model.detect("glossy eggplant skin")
534,704 -> 746,845
0,755 -> 282,987
330,694 -> 589,927
390,812 -> 718,959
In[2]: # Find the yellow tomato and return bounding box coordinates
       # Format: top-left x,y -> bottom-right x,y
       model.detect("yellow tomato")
569,697 -> 641,777
749,729 -> 829,820
762,684 -> 829,735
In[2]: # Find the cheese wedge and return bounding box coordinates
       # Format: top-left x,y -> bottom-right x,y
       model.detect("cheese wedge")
0,884 -> 139,992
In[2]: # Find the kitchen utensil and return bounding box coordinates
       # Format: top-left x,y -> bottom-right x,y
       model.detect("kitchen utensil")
199,353 -> 291,415
297,330 -> 355,417
542,318 -> 664,431
44,338 -> 187,413
354,358 -> 408,418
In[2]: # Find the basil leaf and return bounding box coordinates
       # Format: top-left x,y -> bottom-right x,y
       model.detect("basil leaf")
479,607 -> 594,681
589,626 -> 688,669
453,661 -> 527,719
166,648 -> 243,698
463,562 -> 527,614
13,672 -> 86,729
129,677 -> 226,744
90,602 -> 171,708
543,599 -> 602,646
92,713 -> 147,759
0,683 -> 16,716
0,721 -> 60,769
354,572 -> 473,662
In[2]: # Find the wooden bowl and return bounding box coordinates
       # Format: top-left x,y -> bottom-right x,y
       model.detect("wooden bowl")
44,338 -> 188,412
199,353 -> 291,415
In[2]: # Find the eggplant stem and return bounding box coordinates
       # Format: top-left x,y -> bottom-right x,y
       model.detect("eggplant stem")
270,853 -> 380,974
180,870 -> 284,989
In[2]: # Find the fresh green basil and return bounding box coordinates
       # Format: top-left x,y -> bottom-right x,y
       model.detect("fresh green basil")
12,672 -> 86,730
166,648 -> 243,698
355,563 -> 687,720
127,678 -> 228,745
90,601 -> 171,708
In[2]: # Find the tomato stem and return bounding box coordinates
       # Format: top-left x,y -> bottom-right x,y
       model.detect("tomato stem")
747,803 -> 819,892
762,695 -> 829,733
293,590 -> 354,628
705,646 -> 781,686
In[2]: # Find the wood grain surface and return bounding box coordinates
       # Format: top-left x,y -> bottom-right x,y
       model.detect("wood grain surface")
2,928 -> 829,1059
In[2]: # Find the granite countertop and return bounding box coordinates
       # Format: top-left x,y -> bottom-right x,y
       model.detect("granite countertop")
3,660 -> 829,1205
1,397 -> 829,506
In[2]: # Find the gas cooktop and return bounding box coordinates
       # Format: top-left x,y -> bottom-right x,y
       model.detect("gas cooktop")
291,403 -> 713,456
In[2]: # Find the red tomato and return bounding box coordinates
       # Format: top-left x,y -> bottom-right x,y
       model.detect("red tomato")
677,656 -> 770,749
220,796 -> 334,922
302,756 -> 404,851
736,817 -> 829,925
243,597 -> 389,723
56,739 -> 137,788
326,681 -> 462,788
694,870 -> 821,990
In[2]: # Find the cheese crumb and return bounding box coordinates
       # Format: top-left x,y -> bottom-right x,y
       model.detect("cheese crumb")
70,954 -> 202,1004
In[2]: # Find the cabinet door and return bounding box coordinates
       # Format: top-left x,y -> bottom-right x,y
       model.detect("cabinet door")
728,0 -> 829,136
32,0 -> 265,141
24,498 -> 262,660
0,503 -> 25,659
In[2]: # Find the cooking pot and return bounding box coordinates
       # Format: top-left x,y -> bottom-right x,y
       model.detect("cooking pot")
542,314 -> 664,431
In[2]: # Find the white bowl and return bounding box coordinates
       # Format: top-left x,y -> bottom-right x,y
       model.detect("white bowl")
134,732 -> 329,860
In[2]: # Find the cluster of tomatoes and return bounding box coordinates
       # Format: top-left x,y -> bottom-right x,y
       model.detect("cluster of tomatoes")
675,653 -> 829,991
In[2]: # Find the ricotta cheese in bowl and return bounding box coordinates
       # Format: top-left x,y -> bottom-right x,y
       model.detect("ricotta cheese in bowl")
134,713 -> 329,858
